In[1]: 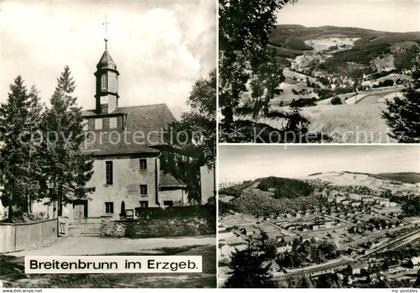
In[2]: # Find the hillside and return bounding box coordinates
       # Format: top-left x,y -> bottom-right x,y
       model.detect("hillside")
269,25 -> 420,73
270,25 -> 420,51
219,177 -> 319,216
257,176 -> 314,198
374,172 -> 420,184
242,25 -> 420,143
220,176 -> 315,198
219,172 -> 420,217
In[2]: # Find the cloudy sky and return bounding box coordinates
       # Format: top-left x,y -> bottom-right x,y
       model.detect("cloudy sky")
0,0 -> 216,118
277,0 -> 420,32
219,145 -> 420,183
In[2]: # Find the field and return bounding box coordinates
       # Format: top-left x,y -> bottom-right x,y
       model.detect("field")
265,84 -> 406,143
302,103 -> 391,143
255,101 -> 391,143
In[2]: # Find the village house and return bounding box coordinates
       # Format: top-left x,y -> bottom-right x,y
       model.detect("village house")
411,256 -> 420,267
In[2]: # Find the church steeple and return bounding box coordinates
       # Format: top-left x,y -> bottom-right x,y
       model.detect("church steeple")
94,40 -> 119,114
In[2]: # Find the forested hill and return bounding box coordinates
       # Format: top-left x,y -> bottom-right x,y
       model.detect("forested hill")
268,25 -> 420,66
219,176 -> 314,199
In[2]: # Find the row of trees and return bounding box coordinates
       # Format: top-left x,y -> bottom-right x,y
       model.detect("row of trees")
219,0 -> 420,143
0,67 -> 94,221
277,237 -> 340,269
225,234 -> 340,288
225,232 -> 277,287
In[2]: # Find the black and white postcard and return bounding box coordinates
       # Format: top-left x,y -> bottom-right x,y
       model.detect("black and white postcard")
0,0 -> 216,288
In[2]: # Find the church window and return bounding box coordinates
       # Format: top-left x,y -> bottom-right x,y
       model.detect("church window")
105,161 -> 113,185
95,118 -> 103,130
140,201 -> 148,208
139,159 -> 147,170
101,74 -> 107,91
109,117 -> 117,129
140,184 -> 148,196
105,202 -> 114,214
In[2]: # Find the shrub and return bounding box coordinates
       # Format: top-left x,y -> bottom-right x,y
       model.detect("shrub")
124,216 -> 215,238
235,106 -> 254,115
265,110 -> 288,119
290,98 -> 317,107
373,79 -> 394,88
335,87 -> 353,94
331,97 -> 342,105
124,222 -> 136,238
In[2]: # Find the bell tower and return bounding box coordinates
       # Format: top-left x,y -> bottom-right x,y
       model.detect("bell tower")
94,40 -> 119,114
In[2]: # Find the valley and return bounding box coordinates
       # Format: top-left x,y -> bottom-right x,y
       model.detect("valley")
218,171 -> 420,288
235,25 -> 420,143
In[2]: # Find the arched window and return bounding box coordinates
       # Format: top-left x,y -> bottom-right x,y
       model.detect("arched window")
101,74 -> 107,91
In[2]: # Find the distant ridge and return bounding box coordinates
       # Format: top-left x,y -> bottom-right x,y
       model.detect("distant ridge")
374,172 -> 420,184
272,24 -> 420,37
269,24 -> 420,54
308,171 -> 420,184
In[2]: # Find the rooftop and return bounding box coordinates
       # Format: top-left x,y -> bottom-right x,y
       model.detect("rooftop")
96,47 -> 117,71
159,171 -> 186,189
82,103 -> 176,157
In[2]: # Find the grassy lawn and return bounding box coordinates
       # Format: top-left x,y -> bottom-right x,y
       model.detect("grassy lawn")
238,100 -> 393,143
263,101 -> 393,143
302,103 -> 392,143
0,245 -> 216,288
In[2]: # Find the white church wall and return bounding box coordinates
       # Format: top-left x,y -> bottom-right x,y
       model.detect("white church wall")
200,165 -> 215,204
31,199 -> 73,221
107,71 -> 118,93
86,156 -> 159,219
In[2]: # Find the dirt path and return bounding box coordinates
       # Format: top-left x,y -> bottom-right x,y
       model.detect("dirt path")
8,236 -> 215,256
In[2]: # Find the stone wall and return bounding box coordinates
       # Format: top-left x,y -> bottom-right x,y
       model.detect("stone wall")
100,217 -> 126,237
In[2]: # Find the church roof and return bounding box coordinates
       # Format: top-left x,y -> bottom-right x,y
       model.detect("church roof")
96,49 -> 117,71
82,103 -> 176,157
159,171 -> 186,189
116,103 -> 176,133
83,142 -> 160,157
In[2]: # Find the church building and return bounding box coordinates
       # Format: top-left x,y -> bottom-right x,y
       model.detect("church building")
42,42 -> 189,222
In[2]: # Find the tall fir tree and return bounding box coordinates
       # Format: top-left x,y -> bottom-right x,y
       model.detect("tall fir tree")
286,103 -> 309,137
382,59 -> 420,142
249,49 -> 284,119
42,66 -> 94,216
225,232 -> 277,288
0,77 -> 46,221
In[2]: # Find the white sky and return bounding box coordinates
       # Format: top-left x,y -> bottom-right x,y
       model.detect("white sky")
219,145 -> 420,183
277,0 -> 420,32
0,0 -> 216,118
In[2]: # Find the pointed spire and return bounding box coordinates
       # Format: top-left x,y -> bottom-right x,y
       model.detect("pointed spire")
97,38 -> 117,71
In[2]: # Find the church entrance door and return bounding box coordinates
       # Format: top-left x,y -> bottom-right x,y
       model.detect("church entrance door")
73,200 -> 88,222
